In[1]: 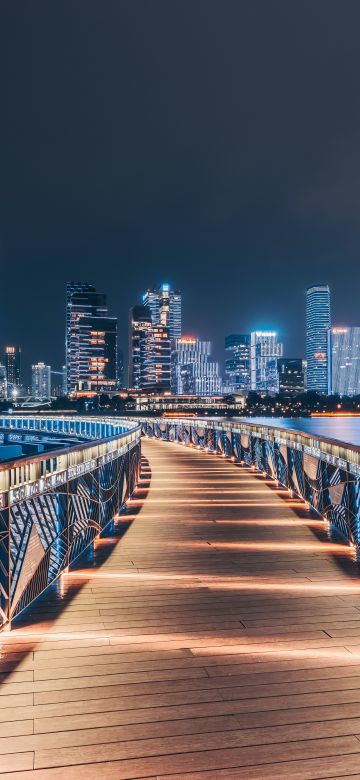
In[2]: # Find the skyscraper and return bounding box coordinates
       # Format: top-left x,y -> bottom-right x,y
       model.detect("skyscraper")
250,331 -> 283,393
143,284 -> 181,391
0,364 -> 7,399
306,284 -> 331,393
143,284 -> 182,341
66,283 -> 117,393
32,363 -> 51,400
66,282 -> 95,392
328,327 -> 360,396
174,338 -> 222,395
141,325 -> 171,392
225,334 -> 250,392
277,358 -> 305,395
4,346 -> 21,395
128,305 -> 153,388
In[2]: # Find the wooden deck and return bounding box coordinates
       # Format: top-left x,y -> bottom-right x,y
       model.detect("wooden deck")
2,438 -> 360,778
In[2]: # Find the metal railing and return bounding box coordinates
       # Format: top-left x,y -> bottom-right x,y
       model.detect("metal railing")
0,416 -> 141,628
140,416 -> 360,557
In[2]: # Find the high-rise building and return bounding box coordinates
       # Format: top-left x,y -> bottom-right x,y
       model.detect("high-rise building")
174,337 -> 222,395
306,284 -> 331,393
66,282 -> 95,393
143,284 -> 181,391
250,331 -> 283,393
143,284 -> 182,341
4,346 -> 21,395
66,283 -> 117,393
128,305 -> 153,388
141,325 -> 171,392
32,363 -> 51,400
277,358 -> 305,395
0,364 -> 7,399
225,334 -> 250,392
328,327 -> 360,396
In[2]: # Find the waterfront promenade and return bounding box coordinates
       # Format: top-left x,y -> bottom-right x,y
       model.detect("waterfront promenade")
1,439 -> 360,778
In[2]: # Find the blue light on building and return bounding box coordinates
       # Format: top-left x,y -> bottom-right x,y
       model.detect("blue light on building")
66,282 -> 118,394
250,331 -> 283,393
225,334 -> 250,392
306,285 -> 331,393
174,337 -> 222,395
329,326 -> 360,396
142,283 -> 182,392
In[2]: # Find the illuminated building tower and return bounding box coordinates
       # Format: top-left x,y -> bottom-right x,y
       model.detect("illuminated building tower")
306,284 -> 331,393
225,334 -> 250,392
141,325 -> 171,392
143,284 -> 182,341
4,346 -> 21,395
277,358 -> 305,395
328,327 -> 360,396
79,314 -> 117,392
66,283 -> 117,393
174,338 -> 222,395
128,305 -> 153,388
250,332 -> 283,393
143,284 -> 182,391
0,364 -> 7,399
32,363 -> 51,400
66,282 -> 96,393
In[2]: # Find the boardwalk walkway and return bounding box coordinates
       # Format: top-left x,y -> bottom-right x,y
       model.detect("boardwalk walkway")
1,438 -> 360,778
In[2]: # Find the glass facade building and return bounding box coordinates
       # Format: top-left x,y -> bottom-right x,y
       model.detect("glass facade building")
174,338 -> 222,395
141,325 -> 171,392
143,284 -> 182,391
0,364 -> 7,399
278,358 -> 305,395
4,346 -> 21,396
32,362 -> 51,400
225,334 -> 250,392
250,331 -> 283,393
328,327 -> 360,396
66,283 -> 117,393
66,282 -> 95,393
306,284 -> 331,393
128,305 -> 153,389
143,284 -> 182,342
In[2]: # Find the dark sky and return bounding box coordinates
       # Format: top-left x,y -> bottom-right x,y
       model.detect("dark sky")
2,1 -> 360,379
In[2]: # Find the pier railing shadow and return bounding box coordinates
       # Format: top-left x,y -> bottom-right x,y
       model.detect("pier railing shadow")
0,455 -> 151,680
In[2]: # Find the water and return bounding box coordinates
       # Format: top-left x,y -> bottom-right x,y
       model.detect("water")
233,417 -> 360,448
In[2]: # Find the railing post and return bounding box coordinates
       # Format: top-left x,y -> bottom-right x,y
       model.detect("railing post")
7,501 -> 11,631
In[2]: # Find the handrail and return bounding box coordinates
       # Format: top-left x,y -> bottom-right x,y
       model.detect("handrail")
139,416 -> 360,558
0,416 -> 141,628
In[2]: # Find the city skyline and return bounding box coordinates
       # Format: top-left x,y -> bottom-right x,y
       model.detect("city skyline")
3,7 -> 360,777
3,277 -> 360,392
2,3 -> 360,378
2,275 -> 360,380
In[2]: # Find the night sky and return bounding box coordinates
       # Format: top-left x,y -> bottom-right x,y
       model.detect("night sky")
2,1 -> 360,379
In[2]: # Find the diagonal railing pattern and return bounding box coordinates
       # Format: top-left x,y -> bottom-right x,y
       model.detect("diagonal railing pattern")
0,416 -> 141,629
140,416 -> 360,557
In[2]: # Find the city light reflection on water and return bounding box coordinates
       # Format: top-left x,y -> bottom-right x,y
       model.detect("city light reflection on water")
233,416 -> 360,447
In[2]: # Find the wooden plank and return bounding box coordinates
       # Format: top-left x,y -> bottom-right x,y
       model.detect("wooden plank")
1,438 -> 360,777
